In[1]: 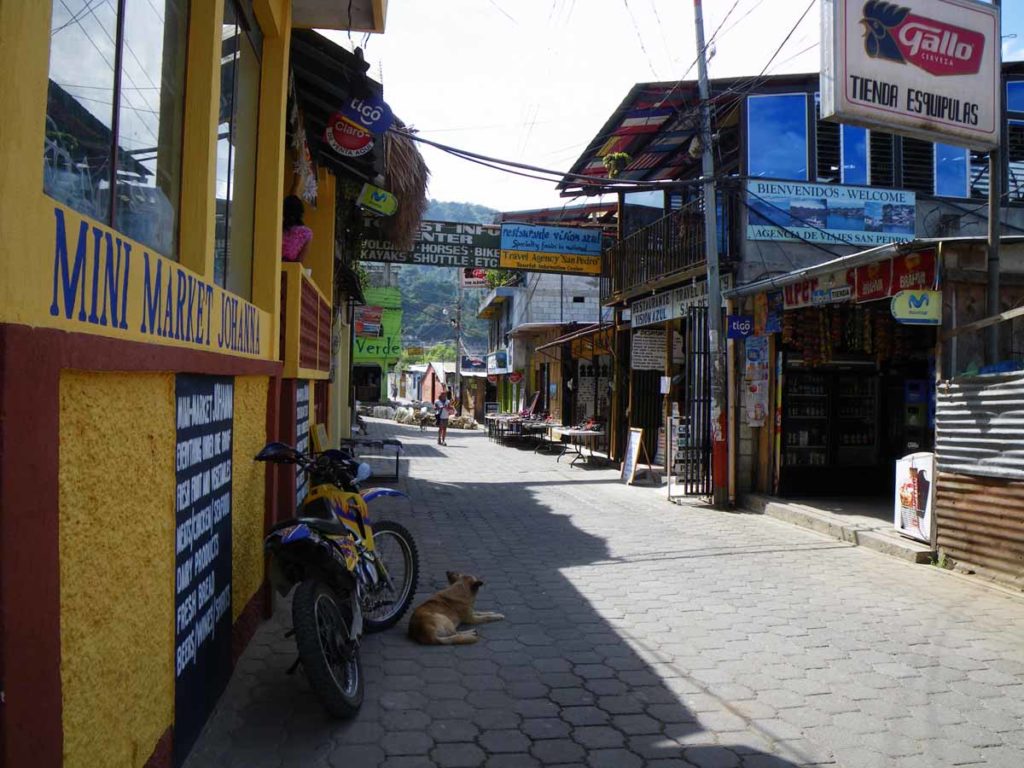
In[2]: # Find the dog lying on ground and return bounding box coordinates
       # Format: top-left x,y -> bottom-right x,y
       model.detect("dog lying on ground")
408,571 -> 504,645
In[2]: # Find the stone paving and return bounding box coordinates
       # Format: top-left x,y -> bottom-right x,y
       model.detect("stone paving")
185,418 -> 1024,768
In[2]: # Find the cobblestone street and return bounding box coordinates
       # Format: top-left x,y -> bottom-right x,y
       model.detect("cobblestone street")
186,419 -> 1024,768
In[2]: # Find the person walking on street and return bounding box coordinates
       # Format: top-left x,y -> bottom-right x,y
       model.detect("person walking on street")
435,392 -> 452,446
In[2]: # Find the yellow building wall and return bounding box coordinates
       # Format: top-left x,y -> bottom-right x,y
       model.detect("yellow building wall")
58,371 -> 272,765
59,372 -> 176,768
231,376 -> 270,620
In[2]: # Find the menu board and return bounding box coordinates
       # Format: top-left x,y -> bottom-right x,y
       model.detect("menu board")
631,330 -> 666,370
173,375 -> 234,765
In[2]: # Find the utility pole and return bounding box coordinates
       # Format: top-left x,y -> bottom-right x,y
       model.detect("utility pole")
986,0 -> 1003,364
693,0 -> 728,507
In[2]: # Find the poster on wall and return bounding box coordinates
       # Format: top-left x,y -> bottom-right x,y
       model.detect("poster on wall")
354,306 -> 384,336
744,336 -> 770,427
461,267 -> 489,288
631,329 -> 666,370
576,360 -> 596,421
296,382 -> 311,508
173,375 -> 234,766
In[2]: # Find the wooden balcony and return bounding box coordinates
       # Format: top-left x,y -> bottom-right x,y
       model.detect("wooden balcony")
280,263 -> 332,380
604,201 -> 707,305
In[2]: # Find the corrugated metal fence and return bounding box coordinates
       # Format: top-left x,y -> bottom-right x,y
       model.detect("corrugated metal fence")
935,373 -> 1024,587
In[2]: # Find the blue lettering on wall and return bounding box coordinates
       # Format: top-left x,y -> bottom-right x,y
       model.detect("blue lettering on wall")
50,207 -> 131,328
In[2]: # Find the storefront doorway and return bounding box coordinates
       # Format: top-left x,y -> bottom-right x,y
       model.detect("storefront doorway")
778,303 -> 935,498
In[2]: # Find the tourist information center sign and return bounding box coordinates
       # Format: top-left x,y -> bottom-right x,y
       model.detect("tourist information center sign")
499,223 -> 602,275
360,221 -> 499,269
747,181 -> 916,246
821,0 -> 1001,149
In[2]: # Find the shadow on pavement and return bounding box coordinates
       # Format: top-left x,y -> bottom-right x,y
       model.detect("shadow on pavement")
184,419 -> 825,768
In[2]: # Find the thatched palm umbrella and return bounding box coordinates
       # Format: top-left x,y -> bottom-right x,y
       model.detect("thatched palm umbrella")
381,119 -> 430,251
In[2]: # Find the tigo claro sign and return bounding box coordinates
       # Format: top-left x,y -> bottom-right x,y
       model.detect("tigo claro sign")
821,0 -> 1001,149
325,113 -> 374,157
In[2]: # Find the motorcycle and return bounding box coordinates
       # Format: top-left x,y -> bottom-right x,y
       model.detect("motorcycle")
255,442 -> 419,717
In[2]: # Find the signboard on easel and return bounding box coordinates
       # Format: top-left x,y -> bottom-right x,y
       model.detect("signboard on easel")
621,428 -> 644,484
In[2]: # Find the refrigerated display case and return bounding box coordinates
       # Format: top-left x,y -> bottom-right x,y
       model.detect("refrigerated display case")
780,365 -> 882,495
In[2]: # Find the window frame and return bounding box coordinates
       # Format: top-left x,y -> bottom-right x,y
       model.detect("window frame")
933,142 -> 970,199
746,92 -> 810,181
43,0 -> 188,257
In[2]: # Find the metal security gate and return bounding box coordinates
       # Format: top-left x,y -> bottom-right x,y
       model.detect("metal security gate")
673,307 -> 712,496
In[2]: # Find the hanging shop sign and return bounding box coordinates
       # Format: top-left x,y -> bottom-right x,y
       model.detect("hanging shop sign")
354,305 -> 384,336
784,251 -> 936,309
727,315 -> 755,339
461,355 -> 487,373
891,289 -> 942,325
174,375 -> 234,765
337,93 -> 394,136
747,180 -> 916,246
360,221 -> 500,269
461,267 -> 488,289
821,0 -> 1001,150
892,249 -> 936,292
487,349 -> 511,375
855,260 -> 894,302
325,113 -> 374,157
630,277 -> 733,329
499,223 -> 602,275
357,183 -> 399,216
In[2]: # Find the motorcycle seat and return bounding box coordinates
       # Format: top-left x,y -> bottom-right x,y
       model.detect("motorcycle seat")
271,516 -> 349,537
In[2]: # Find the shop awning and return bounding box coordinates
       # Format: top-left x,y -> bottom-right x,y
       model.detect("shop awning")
535,323 -> 608,352
508,322 -> 563,336
723,236 -> 1024,300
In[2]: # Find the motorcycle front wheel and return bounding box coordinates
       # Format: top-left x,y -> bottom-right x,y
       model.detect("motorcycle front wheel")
363,520 -> 419,632
292,579 -> 363,718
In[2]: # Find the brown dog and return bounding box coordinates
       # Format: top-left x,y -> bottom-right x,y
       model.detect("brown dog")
408,571 -> 505,645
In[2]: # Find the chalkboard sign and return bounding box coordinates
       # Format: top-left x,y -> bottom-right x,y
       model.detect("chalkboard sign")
173,375 -> 234,766
296,382 -> 311,508
621,427 -> 644,484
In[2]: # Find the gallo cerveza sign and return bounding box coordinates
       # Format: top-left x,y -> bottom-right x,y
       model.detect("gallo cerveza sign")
821,0 -> 1000,149
48,207 -> 264,356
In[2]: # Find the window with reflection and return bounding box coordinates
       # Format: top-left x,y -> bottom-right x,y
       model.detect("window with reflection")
841,125 -> 869,186
43,0 -> 188,257
747,94 -> 808,180
1008,82 -> 1024,202
215,0 -> 262,301
934,143 -> 968,198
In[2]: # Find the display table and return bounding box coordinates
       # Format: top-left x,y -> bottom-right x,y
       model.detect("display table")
556,429 -> 606,467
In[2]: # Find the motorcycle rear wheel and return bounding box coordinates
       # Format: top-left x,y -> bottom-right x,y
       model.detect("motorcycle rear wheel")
292,579 -> 363,718
363,520 -> 419,632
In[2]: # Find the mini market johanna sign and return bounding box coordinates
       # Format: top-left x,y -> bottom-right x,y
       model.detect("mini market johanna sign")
821,0 -> 1001,149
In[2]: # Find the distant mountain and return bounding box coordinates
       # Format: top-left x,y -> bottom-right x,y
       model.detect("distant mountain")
425,200 -> 499,224
399,200 -> 498,352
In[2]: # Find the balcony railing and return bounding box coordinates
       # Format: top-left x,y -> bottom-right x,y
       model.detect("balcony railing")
280,263 -> 332,379
604,199 -> 707,304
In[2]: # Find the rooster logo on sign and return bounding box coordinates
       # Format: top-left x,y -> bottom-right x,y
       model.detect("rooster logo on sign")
861,0 -> 910,63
